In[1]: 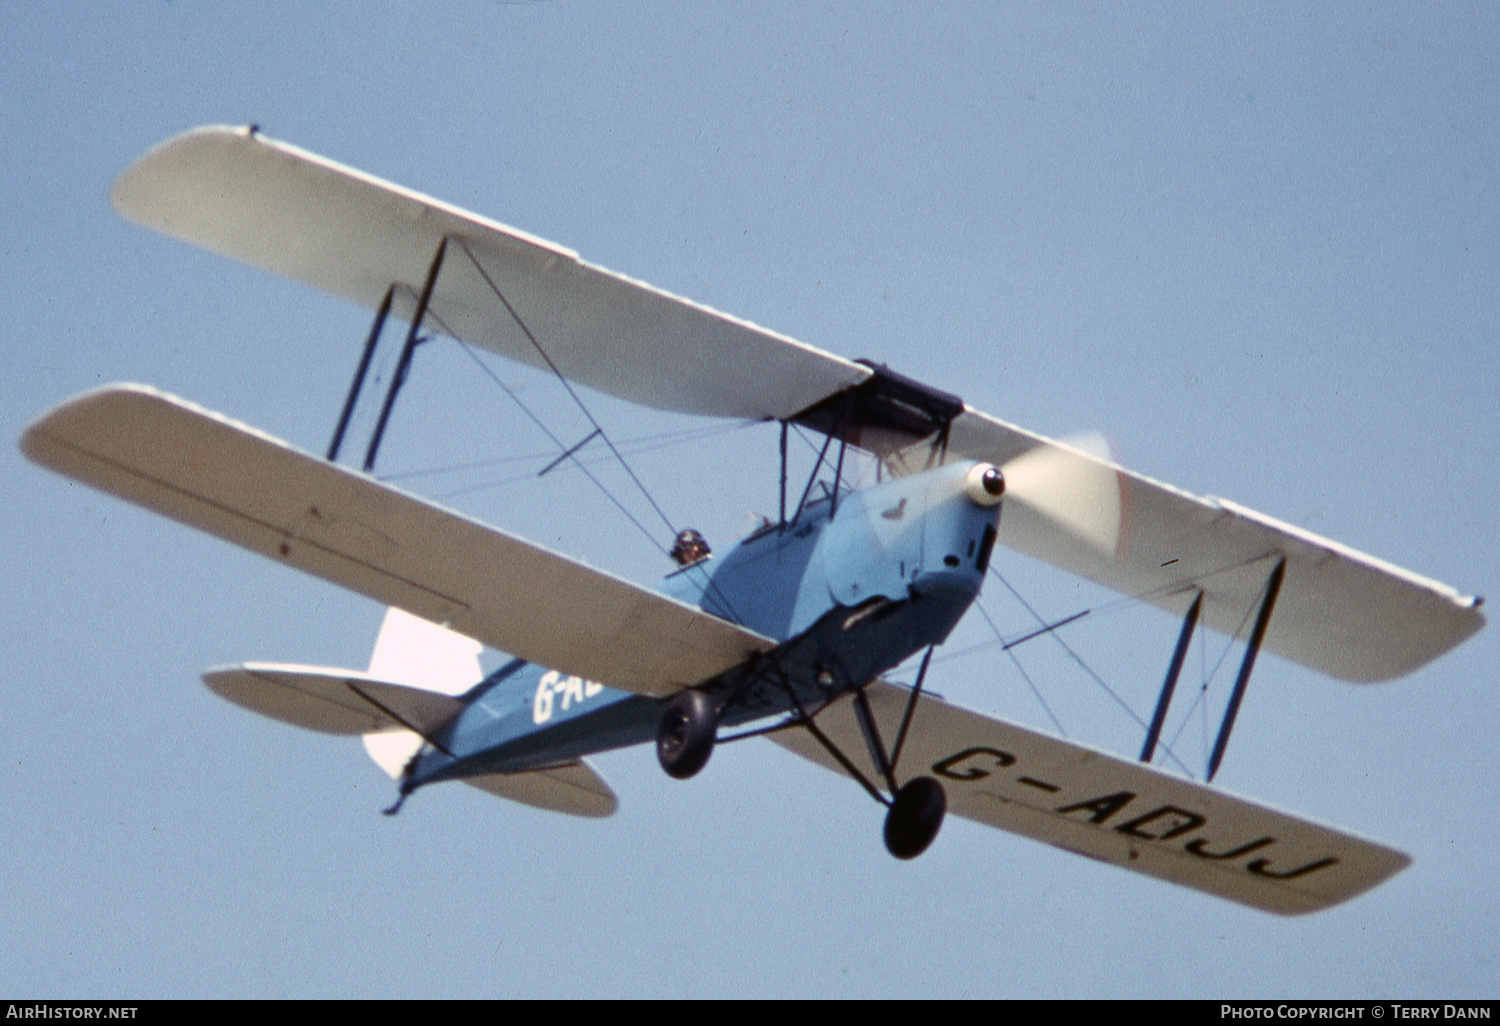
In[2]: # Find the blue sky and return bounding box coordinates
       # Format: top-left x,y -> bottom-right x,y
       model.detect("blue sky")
3,2 -> 1497,998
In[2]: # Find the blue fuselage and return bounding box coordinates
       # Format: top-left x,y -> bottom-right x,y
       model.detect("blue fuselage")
407,461 -> 1001,789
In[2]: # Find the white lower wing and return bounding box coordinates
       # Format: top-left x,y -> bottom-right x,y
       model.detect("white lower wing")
771,681 -> 1409,915
22,385 -> 774,697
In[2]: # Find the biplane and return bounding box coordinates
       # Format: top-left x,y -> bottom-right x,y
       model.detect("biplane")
21,126 -> 1485,916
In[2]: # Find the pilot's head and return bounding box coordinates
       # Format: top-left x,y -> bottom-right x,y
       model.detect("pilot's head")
670,528 -> 711,567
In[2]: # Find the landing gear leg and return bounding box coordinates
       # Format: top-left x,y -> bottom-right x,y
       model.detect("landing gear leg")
851,660 -> 947,860
776,651 -> 949,860
657,689 -> 717,779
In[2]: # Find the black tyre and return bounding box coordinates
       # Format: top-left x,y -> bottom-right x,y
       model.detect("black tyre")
883,776 -> 946,859
656,689 -> 717,780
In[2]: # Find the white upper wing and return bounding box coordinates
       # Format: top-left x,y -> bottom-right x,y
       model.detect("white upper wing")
21,385 -> 774,697
943,411 -> 1485,682
108,125 -> 1484,683
110,125 -> 869,420
772,680 -> 1410,915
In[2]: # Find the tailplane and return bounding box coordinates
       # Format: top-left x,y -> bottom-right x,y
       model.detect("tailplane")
202,607 -> 618,817
201,662 -> 465,737
201,606 -> 481,764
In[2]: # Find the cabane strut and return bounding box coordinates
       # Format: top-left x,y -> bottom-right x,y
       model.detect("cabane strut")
778,362 -> 965,527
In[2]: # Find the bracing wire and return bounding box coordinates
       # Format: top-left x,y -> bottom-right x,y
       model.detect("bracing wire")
1162,590 -> 1262,764
399,280 -> 674,557
986,566 -> 1196,778
431,243 -> 750,626
448,338 -> 674,558
457,240 -> 680,539
972,548 -> 1285,780
380,420 -> 749,494
971,600 -> 1069,738
989,568 -> 1148,729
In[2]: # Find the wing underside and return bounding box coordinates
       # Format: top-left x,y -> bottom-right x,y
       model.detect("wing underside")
771,681 -> 1410,915
110,125 -> 870,421
22,384 -> 775,698
940,412 -> 1484,682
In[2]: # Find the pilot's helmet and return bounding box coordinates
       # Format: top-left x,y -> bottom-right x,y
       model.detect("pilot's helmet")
670,528 -> 711,567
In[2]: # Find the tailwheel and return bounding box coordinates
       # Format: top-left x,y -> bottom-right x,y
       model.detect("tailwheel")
883,776 -> 946,859
657,689 -> 717,780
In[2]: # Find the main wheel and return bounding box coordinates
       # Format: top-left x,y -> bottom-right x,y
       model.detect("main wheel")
883,776 -> 946,859
656,689 -> 717,780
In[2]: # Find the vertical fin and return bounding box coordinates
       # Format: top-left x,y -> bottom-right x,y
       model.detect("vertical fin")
366,606 -> 483,694
362,607 -> 484,779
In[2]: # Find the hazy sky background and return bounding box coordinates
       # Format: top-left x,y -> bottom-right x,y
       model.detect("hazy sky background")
3,2 -> 1496,998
